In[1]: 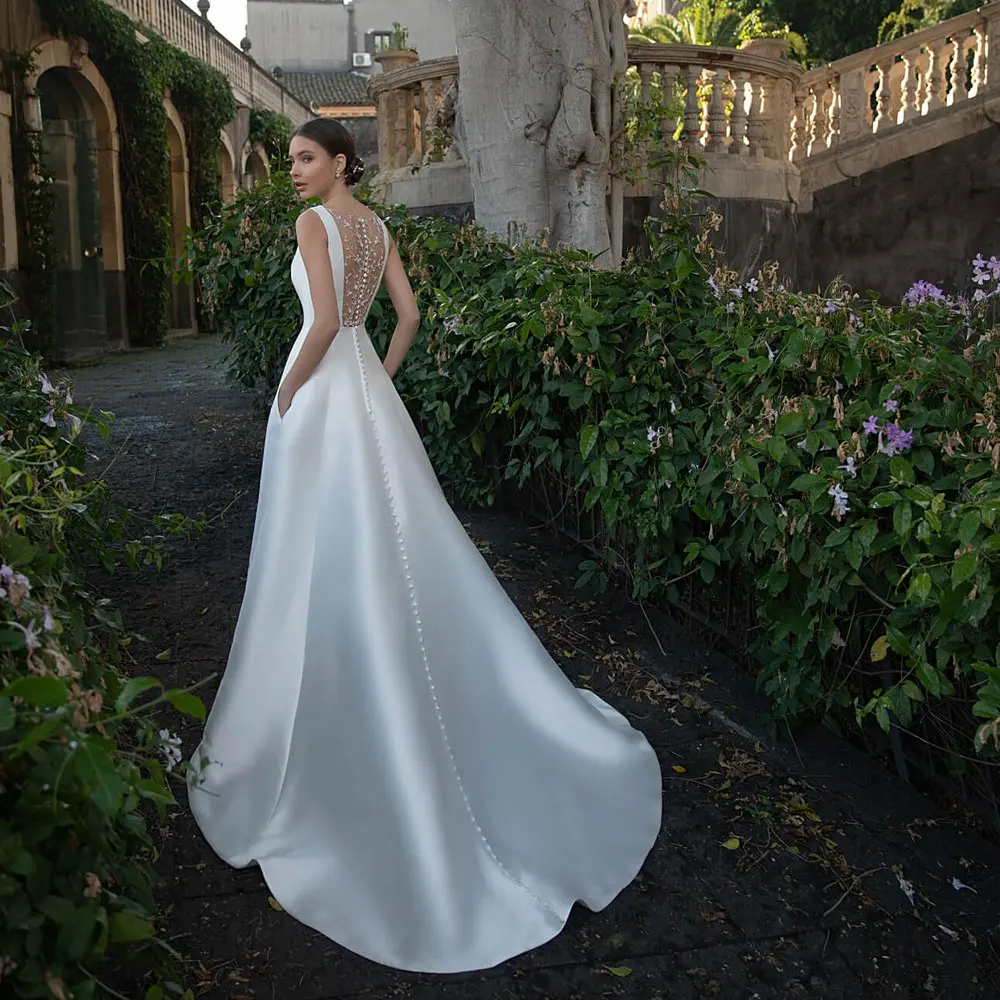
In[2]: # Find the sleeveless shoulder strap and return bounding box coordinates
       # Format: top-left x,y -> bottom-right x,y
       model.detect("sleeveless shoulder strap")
310,205 -> 345,322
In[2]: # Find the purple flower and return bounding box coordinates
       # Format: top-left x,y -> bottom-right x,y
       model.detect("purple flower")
732,286 -> 743,300
42,606 -> 54,631
823,301 -> 839,313
40,408 -> 56,429
902,280 -> 950,307
829,484 -> 850,516
884,398 -> 899,414
745,278 -> 759,293
838,457 -> 858,478
878,423 -> 914,457
8,620 -> 40,651
37,374 -> 55,395
64,387 -> 73,405
726,301 -> 736,314
863,415 -> 880,436
708,275 -> 721,298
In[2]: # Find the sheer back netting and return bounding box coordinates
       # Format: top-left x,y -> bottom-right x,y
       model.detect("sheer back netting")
329,211 -> 386,328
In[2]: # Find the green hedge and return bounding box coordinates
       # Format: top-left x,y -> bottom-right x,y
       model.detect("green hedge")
187,178 -> 1000,758
0,295 -> 205,999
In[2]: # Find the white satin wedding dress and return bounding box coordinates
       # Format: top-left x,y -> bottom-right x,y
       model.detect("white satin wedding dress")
187,203 -> 663,974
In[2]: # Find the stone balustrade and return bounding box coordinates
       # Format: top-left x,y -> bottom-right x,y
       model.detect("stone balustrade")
108,0 -> 310,123
368,56 -> 460,170
627,40 -> 801,163
793,2 -> 1000,161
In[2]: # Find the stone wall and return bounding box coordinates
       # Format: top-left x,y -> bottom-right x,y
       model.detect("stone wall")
797,127 -> 1000,301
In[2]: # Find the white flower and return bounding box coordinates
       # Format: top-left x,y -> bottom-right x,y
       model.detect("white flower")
158,729 -> 183,772
670,399 -> 678,415
837,457 -> 858,478
797,439 -> 808,450
777,503 -> 788,517
766,343 -> 776,362
828,484 -> 850,517
726,301 -> 736,313
37,374 -> 55,395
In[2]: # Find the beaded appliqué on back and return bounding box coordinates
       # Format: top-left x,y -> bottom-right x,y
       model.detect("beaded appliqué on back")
329,211 -> 386,328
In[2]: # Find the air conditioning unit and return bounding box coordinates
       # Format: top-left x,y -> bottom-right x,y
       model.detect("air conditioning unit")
353,52 -> 373,68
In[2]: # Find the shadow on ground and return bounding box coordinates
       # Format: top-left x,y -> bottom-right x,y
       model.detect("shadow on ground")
65,337 -> 1000,1000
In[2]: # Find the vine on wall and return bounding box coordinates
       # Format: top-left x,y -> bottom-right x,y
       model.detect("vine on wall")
0,50 -> 58,353
249,108 -> 293,172
32,0 -> 236,348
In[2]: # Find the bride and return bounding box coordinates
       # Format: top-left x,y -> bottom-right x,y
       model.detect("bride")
187,118 -> 663,974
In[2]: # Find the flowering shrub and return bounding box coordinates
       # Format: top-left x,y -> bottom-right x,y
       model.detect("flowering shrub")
0,320 -> 203,998
187,180 -> 1000,761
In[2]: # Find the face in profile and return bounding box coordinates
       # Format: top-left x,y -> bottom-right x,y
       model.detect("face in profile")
288,135 -> 344,199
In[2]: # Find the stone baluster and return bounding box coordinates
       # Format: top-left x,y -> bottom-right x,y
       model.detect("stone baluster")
789,89 -> 807,160
922,37 -> 950,112
873,58 -> 894,131
658,65 -> 679,142
729,70 -> 749,155
638,61 -> 654,105
419,77 -> 441,163
970,24 -> 986,96
952,34 -> 973,102
682,65 -> 701,149
824,78 -> 840,149
705,70 -> 729,151
898,47 -> 922,122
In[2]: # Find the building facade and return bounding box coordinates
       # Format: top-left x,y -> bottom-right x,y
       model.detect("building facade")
247,0 -> 457,75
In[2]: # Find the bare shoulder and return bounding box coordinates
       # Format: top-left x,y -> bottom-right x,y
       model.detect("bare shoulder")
295,207 -> 326,242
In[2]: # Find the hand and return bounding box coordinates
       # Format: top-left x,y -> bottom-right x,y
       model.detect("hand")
277,382 -> 297,418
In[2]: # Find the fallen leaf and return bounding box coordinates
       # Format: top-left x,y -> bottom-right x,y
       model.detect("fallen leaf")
602,965 -> 632,977
267,896 -> 284,912
721,837 -> 741,851
671,765 -> 687,773
155,648 -> 172,661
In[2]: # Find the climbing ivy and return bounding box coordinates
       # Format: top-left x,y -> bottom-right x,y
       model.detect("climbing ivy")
249,108 -> 293,171
31,0 -> 235,347
165,49 -> 237,233
0,51 -> 58,354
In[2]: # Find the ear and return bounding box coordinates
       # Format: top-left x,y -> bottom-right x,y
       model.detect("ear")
334,152 -> 348,178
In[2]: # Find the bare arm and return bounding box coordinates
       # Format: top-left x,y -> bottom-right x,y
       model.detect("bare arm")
278,210 -> 340,415
381,237 -> 420,379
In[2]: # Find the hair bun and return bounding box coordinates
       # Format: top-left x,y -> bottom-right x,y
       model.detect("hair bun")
344,155 -> 366,186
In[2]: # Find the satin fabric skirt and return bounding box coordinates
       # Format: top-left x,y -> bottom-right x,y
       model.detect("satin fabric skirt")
187,323 -> 663,973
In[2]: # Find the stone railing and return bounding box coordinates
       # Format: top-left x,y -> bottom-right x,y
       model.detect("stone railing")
792,1 -> 1000,161
107,0 -> 310,123
626,39 -> 801,162
369,56 -> 460,170
369,45 -> 802,171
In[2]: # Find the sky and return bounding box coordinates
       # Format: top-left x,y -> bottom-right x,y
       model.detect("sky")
181,0 -> 247,47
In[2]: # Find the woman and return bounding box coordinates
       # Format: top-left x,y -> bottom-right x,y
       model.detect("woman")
188,119 -> 662,974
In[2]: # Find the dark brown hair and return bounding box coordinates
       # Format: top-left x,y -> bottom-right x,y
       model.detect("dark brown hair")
292,118 -> 366,185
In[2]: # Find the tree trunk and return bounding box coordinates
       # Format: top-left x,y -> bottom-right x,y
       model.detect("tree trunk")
452,0 -> 631,265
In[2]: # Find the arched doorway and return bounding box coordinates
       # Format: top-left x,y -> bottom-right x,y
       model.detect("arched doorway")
37,68 -> 107,355
164,96 -> 194,333
243,144 -> 270,189
219,130 -> 236,202
29,40 -> 125,354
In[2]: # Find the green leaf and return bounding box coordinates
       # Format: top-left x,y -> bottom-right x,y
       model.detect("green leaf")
115,677 -> 161,713
871,635 -> 889,662
908,571 -> 932,603
775,412 -> 806,437
889,457 -> 915,484
0,698 -> 14,732
959,511 -> 982,546
788,473 -> 819,491
165,690 -> 207,722
825,527 -> 851,548
3,675 -> 67,709
603,965 -> 633,977
109,912 -> 156,943
892,501 -> 912,538
952,550 -> 977,586
916,660 -> 943,697
73,742 -> 125,816
579,423 -> 598,460
871,491 -> 901,508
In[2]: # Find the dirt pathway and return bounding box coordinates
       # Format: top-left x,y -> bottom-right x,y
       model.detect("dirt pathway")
68,337 -> 1000,999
